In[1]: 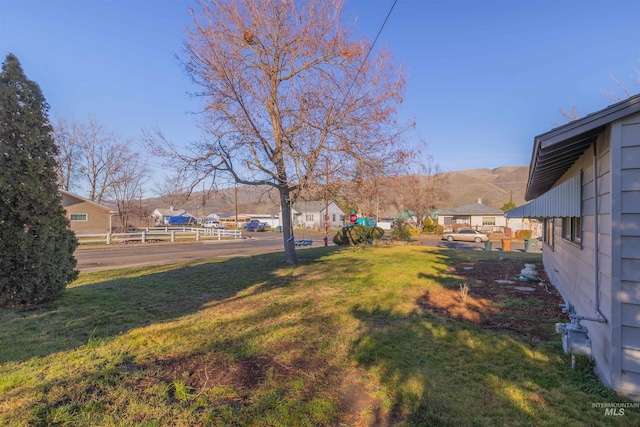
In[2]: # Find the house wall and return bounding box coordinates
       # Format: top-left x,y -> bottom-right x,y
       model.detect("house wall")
469,215 -> 507,228
296,210 -> 320,228
326,203 -> 345,229
612,112 -> 640,399
438,215 -> 506,229
295,203 -> 345,229
541,132 -> 616,391
61,194 -> 112,234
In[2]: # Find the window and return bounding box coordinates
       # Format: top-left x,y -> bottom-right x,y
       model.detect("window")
443,216 -> 453,225
543,218 -> 554,247
562,216 -> 581,245
70,213 -> 87,221
482,217 -> 496,226
332,214 -> 336,222
306,214 -> 314,221
454,216 -> 470,224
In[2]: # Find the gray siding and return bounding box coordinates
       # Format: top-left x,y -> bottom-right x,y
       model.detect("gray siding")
542,133 -> 615,389
615,115 -> 640,398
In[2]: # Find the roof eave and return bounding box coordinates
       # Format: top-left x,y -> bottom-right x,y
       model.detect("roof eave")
525,94 -> 640,200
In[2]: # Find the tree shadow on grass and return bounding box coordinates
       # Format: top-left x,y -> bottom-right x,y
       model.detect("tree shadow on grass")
348,304 -> 633,426
0,247 -> 352,364
347,250 -> 635,426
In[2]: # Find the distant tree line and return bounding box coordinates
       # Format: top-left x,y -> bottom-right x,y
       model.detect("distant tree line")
53,116 -> 148,231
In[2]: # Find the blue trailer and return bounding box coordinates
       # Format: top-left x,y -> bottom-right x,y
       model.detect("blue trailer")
165,215 -> 196,226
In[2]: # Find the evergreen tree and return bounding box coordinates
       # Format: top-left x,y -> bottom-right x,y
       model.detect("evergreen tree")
0,53 -> 77,307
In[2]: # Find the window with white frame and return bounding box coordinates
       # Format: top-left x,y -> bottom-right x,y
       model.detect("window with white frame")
306,214 -> 314,221
482,217 -> 496,226
69,213 -> 88,221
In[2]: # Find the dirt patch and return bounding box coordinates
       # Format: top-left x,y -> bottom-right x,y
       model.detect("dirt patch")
338,370 -> 401,427
131,352 -> 275,401
128,349 -> 392,425
419,259 -> 564,345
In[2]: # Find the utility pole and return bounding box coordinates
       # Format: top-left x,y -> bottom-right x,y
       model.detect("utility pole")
325,157 -> 330,234
235,183 -> 238,230
202,181 -> 206,221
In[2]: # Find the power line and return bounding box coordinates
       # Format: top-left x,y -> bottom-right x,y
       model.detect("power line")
341,0 -> 398,106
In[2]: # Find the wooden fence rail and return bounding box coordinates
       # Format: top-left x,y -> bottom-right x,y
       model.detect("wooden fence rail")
76,228 -> 243,245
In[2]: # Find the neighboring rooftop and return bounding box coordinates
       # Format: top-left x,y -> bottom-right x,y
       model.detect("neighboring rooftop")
438,199 -> 505,216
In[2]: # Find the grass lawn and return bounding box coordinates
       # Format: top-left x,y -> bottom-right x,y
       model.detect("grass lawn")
1,246 -> 638,426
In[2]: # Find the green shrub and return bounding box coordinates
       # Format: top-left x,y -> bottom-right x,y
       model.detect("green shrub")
332,225 -> 386,246
423,223 -> 444,234
391,218 -> 412,242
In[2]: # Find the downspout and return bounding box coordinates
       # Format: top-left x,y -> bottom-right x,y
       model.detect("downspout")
592,143 -> 608,323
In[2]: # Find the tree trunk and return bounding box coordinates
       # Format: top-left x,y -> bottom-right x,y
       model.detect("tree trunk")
279,187 -> 298,265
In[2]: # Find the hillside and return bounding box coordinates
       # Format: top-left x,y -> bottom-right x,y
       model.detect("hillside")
440,166 -> 529,209
143,166 -> 530,216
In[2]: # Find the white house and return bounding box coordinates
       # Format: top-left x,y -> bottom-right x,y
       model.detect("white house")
291,201 -> 345,230
506,94 -> 640,400
436,199 -> 506,231
151,207 -> 192,225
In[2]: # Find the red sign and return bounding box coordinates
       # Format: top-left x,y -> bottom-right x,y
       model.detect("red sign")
349,213 -> 357,223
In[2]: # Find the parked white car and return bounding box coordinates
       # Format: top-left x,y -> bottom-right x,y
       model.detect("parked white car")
441,229 -> 489,243
203,219 -> 224,229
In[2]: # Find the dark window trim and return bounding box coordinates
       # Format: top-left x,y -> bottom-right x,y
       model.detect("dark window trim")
543,218 -> 554,250
561,216 -> 582,248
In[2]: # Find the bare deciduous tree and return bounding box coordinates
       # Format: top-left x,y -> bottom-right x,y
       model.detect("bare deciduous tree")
390,155 -> 448,234
53,116 -> 82,191
108,152 -> 148,232
53,116 -> 131,203
148,0 -> 411,264
559,59 -> 640,124
602,70 -> 638,102
557,105 -> 583,124
77,117 -> 129,203
153,175 -> 193,209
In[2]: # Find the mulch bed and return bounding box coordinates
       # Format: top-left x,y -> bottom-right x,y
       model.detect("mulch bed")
418,259 -> 565,345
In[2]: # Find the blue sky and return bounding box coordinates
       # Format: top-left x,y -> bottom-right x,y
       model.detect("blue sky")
2,0 -> 639,189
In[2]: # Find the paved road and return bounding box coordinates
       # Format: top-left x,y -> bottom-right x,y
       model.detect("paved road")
75,232 -> 538,273
75,232 -> 297,272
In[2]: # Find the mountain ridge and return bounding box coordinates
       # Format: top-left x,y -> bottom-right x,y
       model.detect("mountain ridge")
142,165 -> 530,215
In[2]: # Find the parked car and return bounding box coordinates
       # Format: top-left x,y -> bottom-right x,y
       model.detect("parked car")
244,220 -> 266,232
203,219 -> 224,229
441,229 -> 489,243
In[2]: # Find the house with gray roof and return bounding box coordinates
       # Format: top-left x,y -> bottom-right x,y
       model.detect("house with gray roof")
151,207 -> 193,225
436,198 -> 506,231
506,94 -> 640,400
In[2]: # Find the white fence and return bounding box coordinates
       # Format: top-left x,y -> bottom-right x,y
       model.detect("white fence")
77,227 -> 243,245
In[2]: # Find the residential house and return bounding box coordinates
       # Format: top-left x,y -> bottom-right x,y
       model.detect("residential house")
291,201 -> 345,230
151,207 -> 192,225
60,189 -> 113,234
506,94 -> 640,400
436,199 -> 506,232
215,212 -> 252,229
